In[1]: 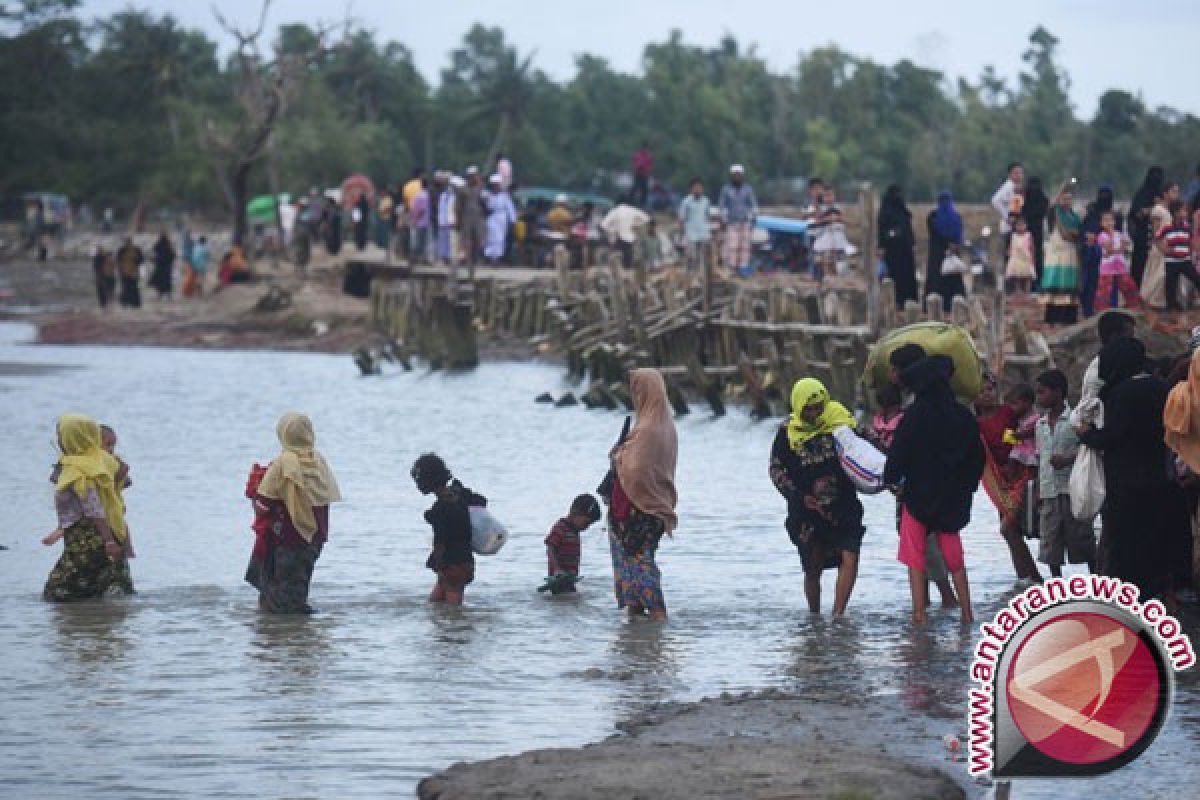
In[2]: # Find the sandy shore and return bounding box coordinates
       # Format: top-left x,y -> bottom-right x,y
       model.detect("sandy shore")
418,687 -> 980,799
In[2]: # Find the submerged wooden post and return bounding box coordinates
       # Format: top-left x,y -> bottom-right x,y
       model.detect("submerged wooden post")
738,351 -> 772,418
607,251 -> 630,344
860,183 -> 879,334
554,244 -> 571,298
925,294 -> 944,323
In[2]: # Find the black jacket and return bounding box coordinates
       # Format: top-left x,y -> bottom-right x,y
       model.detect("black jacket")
425,480 -> 486,570
883,356 -> 984,532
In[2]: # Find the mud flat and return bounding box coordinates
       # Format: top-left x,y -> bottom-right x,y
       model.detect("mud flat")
418,688 -> 972,800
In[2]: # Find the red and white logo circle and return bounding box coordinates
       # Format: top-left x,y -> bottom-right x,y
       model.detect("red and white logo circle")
1006,611 -> 1163,766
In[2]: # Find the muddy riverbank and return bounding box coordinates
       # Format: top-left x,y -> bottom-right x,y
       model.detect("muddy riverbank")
419,688 -> 969,800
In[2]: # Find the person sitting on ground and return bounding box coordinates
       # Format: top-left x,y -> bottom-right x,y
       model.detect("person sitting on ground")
769,378 -> 865,617
884,352 -> 983,625
542,493 -> 602,594
412,453 -> 485,606
1034,369 -> 1095,578
217,245 -> 251,289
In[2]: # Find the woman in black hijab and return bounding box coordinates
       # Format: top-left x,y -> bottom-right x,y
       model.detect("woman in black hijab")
877,185 -> 918,307
1078,337 -> 1189,601
1129,166 -> 1165,287
1022,176 -> 1049,284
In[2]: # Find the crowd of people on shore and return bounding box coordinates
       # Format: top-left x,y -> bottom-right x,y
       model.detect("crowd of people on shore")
876,162 -> 1200,324
36,308 -> 1200,626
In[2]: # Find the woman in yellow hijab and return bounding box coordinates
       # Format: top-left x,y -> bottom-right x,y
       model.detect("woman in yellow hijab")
769,378 -> 864,616
245,412 -> 341,613
42,413 -> 135,601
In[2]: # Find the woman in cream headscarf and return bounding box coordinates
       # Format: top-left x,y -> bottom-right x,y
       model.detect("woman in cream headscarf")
606,369 -> 678,620
769,379 -> 865,616
41,413 -> 135,601
245,413 -> 341,613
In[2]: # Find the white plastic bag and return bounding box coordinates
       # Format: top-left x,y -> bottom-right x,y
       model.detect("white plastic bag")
469,506 -> 508,555
832,425 -> 886,494
1069,447 -> 1105,520
1068,397 -> 1105,520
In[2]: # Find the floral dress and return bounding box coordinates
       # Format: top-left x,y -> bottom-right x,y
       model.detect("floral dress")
607,474 -> 667,613
769,427 -> 865,572
43,487 -> 134,602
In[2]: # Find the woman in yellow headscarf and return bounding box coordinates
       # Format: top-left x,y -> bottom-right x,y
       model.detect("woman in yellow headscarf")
245,412 -> 341,613
768,378 -> 864,616
41,413 -> 135,601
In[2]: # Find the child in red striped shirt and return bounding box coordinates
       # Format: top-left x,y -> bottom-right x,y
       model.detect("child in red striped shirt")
541,494 -> 601,594
1162,200 -> 1199,311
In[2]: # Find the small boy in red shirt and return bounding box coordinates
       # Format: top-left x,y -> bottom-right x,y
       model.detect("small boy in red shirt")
541,494 -> 601,594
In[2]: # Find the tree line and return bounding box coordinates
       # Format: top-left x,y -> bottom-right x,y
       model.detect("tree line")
3,0 -> 1198,221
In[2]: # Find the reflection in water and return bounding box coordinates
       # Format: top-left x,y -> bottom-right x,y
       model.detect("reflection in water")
1,329 -> 1197,799
49,600 -> 137,673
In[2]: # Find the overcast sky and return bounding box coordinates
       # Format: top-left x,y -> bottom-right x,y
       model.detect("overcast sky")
83,0 -> 1194,116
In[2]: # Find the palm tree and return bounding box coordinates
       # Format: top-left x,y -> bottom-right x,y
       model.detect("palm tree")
473,46 -> 537,171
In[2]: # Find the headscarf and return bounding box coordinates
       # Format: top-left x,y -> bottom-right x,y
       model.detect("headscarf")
1023,177 -> 1049,222
1097,337 -> 1146,401
55,413 -> 127,542
931,191 -> 962,243
257,413 -> 342,541
1051,195 -> 1081,235
881,185 -> 908,217
1165,348 -> 1200,473
786,378 -> 856,449
613,369 -> 678,532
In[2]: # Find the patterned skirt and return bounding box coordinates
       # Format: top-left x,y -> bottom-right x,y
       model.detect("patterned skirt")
43,520 -> 135,602
245,540 -> 322,614
608,508 -> 667,612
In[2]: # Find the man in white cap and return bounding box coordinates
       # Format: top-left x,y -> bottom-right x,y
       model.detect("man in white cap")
484,174 -> 516,264
719,164 -> 758,274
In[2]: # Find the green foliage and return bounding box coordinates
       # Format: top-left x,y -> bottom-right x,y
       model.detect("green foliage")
2,13 -> 1197,216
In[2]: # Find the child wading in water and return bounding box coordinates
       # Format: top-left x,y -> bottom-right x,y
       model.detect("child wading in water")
412,453 -> 485,606
883,353 -> 983,625
541,494 -> 602,594
1034,370 -> 1095,578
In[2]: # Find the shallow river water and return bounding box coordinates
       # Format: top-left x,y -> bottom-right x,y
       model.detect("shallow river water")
0,321 -> 1196,799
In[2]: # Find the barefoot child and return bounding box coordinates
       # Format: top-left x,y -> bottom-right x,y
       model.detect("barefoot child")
1035,370 -> 1095,578
1006,215 -> 1036,298
541,494 -> 602,594
1096,211 -> 1140,310
883,353 -> 983,625
412,453 -> 485,606
1004,384 -> 1040,539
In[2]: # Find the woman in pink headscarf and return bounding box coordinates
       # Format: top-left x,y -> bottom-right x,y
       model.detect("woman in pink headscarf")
604,368 -> 678,620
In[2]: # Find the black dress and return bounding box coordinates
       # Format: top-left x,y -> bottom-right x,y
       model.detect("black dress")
926,212 -> 964,311
879,204 -> 917,307
769,427 -> 865,572
1078,375 -> 1189,599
